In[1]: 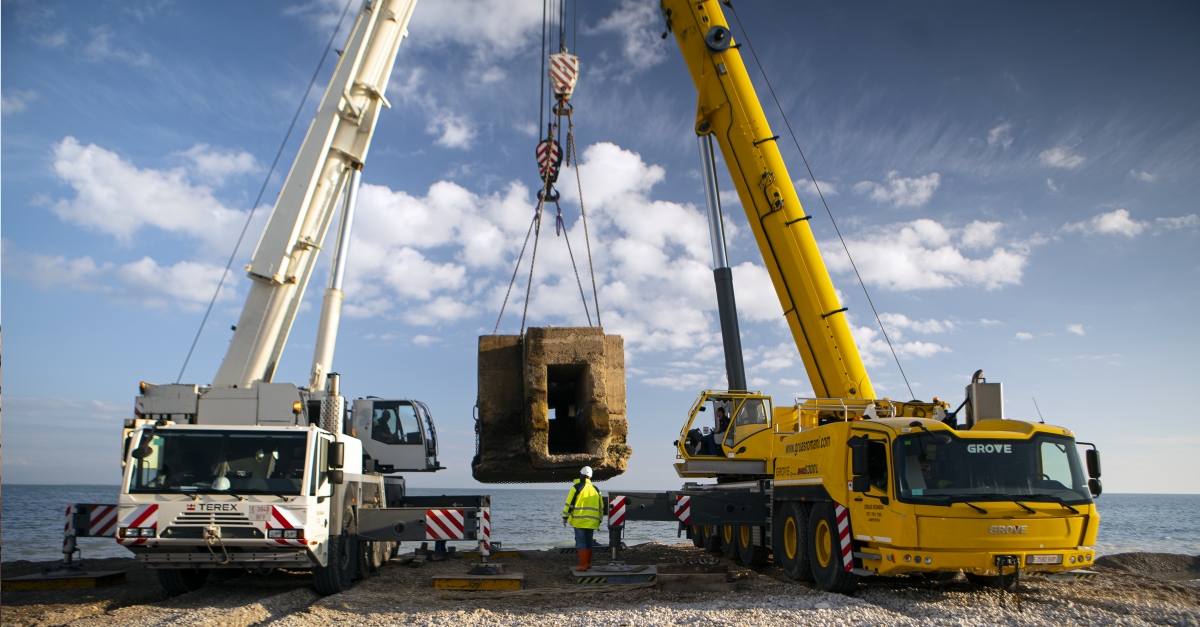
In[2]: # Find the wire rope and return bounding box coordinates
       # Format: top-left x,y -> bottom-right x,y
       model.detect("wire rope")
723,1 -> 915,399
176,0 -> 355,383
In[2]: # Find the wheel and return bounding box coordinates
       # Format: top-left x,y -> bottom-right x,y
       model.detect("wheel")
355,538 -> 372,580
721,525 -> 740,562
370,540 -> 387,571
702,525 -> 723,553
772,501 -> 812,581
737,525 -> 770,567
966,572 -> 1018,590
690,525 -> 705,548
313,534 -> 355,595
156,568 -> 208,595
808,501 -> 859,594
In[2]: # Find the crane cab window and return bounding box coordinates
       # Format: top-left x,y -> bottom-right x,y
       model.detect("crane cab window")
371,401 -> 422,445
724,397 -> 771,448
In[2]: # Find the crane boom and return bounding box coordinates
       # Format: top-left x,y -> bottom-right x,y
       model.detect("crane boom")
214,0 -> 416,389
663,0 -> 874,400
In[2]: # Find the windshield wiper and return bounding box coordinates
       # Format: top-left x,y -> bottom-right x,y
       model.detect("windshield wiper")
915,495 -> 988,514
955,493 -> 1038,514
1021,493 -> 1081,514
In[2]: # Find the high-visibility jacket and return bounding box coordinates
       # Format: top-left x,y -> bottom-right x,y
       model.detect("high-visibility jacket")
562,478 -> 602,530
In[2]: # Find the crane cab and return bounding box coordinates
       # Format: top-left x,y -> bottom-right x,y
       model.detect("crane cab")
675,390 -> 774,478
350,398 -> 442,474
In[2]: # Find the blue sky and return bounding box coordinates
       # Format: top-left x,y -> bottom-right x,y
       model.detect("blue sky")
3,0 -> 1198,493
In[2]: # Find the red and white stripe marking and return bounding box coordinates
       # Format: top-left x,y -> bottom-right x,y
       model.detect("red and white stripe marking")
548,52 -> 579,100
89,505 -> 119,537
117,504 -> 159,546
63,506 -> 73,551
834,503 -> 853,572
426,509 -> 466,540
608,496 -> 627,527
537,138 -> 561,181
673,495 -> 691,525
481,508 -> 491,552
266,506 -> 306,547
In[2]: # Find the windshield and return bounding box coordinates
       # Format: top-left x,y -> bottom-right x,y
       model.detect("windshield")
128,430 -> 310,495
894,433 -> 1092,505
371,401 -> 423,445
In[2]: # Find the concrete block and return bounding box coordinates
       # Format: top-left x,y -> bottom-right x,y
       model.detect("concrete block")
473,327 -> 630,483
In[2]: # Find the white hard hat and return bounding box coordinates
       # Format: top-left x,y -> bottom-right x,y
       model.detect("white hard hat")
580,466 -> 593,478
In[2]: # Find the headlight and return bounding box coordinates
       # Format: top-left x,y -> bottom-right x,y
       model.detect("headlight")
268,529 -> 282,538
268,528 -> 304,539
141,527 -> 157,537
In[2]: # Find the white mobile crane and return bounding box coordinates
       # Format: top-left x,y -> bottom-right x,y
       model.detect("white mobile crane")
100,0 -> 490,595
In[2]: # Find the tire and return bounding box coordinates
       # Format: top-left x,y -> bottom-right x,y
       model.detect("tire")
772,502 -> 812,581
702,525 -> 723,554
157,568 -> 208,596
737,525 -> 769,567
313,534 -> 355,595
966,572 -> 1018,590
721,525 -> 740,562
808,501 -> 859,594
355,538 -> 372,580
690,525 -> 705,548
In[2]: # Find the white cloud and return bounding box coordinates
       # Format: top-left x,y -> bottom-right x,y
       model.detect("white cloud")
2,241 -> 234,311
179,144 -> 259,185
1156,214 -> 1199,230
1129,169 -> 1157,183
960,220 -> 1002,249
879,313 -> 955,335
854,171 -> 941,208
730,262 -> 783,323
1067,324 -> 1085,336
987,121 -> 1013,148
795,178 -> 838,200
1046,178 -> 1058,191
1039,146 -> 1086,169
429,111 -> 476,149
1064,208 -> 1147,237
822,219 -> 1027,291
849,318 -> 949,368
412,334 -> 439,346
407,0 -> 545,59
45,137 -> 251,246
980,318 -> 1002,326
83,26 -> 150,65
1016,332 -> 1033,341
591,0 -> 669,74
2,89 -> 37,115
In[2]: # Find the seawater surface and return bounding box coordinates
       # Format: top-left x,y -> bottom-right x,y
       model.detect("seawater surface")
2,485 -> 1197,562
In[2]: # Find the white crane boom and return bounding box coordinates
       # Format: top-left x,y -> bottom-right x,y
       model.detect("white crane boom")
214,0 -> 417,389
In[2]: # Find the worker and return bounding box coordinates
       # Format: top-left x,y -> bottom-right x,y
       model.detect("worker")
562,465 -> 602,572
704,406 -> 731,455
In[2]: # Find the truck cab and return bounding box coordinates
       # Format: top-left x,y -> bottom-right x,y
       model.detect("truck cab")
350,398 -> 442,474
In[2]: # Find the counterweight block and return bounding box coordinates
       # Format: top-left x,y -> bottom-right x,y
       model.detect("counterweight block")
474,327 -> 630,483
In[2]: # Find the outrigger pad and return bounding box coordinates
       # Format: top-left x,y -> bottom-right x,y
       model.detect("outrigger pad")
473,327 -> 631,483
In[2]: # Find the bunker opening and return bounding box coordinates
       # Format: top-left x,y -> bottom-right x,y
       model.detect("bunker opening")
547,363 -> 589,455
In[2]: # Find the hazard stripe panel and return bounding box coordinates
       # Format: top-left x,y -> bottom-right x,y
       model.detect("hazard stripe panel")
834,503 -> 854,572
265,506 -> 307,547
608,496 -> 627,527
673,495 -> 691,525
116,503 -> 158,546
426,509 -> 466,540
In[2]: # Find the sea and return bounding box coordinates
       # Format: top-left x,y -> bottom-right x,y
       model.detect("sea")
2,485 -> 1197,563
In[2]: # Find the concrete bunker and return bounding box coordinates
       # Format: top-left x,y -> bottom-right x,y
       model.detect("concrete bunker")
473,327 -> 630,483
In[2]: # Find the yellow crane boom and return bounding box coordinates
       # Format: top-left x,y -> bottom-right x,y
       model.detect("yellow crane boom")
663,0 -> 874,401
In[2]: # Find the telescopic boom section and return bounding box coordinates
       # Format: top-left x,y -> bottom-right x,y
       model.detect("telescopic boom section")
662,0 -> 874,400
214,0 -> 417,389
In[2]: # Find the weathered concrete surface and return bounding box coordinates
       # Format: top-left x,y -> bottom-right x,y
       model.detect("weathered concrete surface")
473,327 -> 630,483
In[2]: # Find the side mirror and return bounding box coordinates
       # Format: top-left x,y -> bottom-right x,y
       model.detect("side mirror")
329,469 -> 345,485
698,405 -> 707,412
329,442 -> 345,469
1085,449 -> 1101,479
849,438 -> 869,477
851,475 -> 870,493
132,445 -> 154,460
1088,478 -> 1102,497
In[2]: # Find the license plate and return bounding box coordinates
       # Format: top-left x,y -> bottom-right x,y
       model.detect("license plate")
1027,554 -> 1063,565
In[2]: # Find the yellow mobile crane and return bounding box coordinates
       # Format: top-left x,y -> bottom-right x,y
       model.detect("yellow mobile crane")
606,0 -> 1102,593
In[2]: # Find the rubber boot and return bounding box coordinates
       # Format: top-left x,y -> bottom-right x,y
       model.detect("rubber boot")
575,549 -> 592,572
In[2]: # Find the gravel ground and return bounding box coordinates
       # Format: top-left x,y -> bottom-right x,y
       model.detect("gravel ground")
3,544 -> 1198,626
